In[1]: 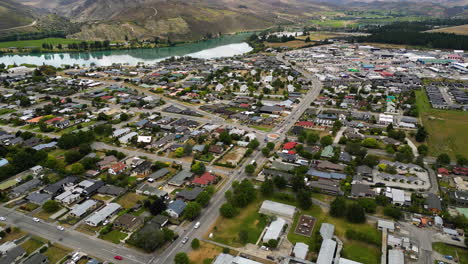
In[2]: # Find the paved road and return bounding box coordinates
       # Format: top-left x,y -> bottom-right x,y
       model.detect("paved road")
0,207 -> 151,264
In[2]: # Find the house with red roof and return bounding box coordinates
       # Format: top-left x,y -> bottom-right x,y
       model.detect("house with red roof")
283,142 -> 298,150
453,167 -> 468,176
192,172 -> 217,186
100,96 -> 114,100
26,116 -> 44,124
239,103 -> 250,108
108,162 -> 127,175
437,168 -> 450,177
296,121 -> 314,128
45,117 -> 64,124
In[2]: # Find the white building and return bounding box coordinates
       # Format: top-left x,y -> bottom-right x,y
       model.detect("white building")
86,203 -> 121,226
259,200 -> 296,220
262,217 -> 286,242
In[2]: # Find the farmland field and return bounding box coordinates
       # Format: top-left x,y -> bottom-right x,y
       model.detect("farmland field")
426,25 -> 468,36
415,89 -> 468,158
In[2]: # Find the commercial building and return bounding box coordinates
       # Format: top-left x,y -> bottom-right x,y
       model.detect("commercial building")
259,200 -> 296,220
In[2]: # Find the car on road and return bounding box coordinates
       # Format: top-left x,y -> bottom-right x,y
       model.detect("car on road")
194,222 -> 200,229
57,226 -> 65,231
181,237 -> 189,244
32,217 -> 40,222
451,236 -> 461,241
0,217 -> 6,221
114,256 -> 123,260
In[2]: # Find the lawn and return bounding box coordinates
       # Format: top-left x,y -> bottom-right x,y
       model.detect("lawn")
116,193 -> 145,209
188,241 -> 224,264
250,125 -> 272,132
100,230 -> 127,244
342,241 -> 381,264
20,237 -> 45,254
76,224 -> 100,236
0,228 -> 26,243
0,109 -> 15,116
0,38 -> 88,49
433,242 -> 468,264
415,89 -> 468,158
17,202 -> 39,212
57,120 -> 97,135
210,198 -> 268,247
0,179 -> 18,191
43,243 -> 72,264
34,207 -> 63,221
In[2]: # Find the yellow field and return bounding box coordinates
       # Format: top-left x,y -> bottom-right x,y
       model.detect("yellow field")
427,25 -> 468,36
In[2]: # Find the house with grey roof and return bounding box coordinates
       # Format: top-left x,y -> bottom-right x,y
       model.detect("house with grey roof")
148,168 -> 170,181
70,199 -> 98,218
86,203 -> 121,226
10,178 -> 41,197
166,200 -> 186,218
0,246 -> 25,264
176,187 -> 203,201
168,171 -> 193,187
26,192 -> 51,205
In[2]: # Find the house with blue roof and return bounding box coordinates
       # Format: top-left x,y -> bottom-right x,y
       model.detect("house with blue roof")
0,158 -> 8,168
306,169 -> 346,180
166,200 -> 187,218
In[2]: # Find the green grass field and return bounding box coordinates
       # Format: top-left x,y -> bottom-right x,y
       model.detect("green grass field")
309,19 -> 357,28
0,38 -> 87,49
20,237 -> 45,254
43,244 -> 72,263
100,230 -> 127,244
433,242 -> 468,264
210,198 -> 268,247
415,89 -> 468,158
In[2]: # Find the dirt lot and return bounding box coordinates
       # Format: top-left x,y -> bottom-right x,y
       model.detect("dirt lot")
188,241 -> 223,264
219,147 -> 247,166
294,215 -> 315,237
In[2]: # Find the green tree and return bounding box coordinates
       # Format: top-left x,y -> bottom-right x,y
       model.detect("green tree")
417,144 -> 429,156
260,179 -> 274,196
219,202 -> 238,218
320,135 -> 333,146
457,155 -> 468,166
358,198 -> 377,213
191,238 -> 200,249
42,200 -> 60,213
415,126 -> 428,142
196,191 -> 212,207
69,163 -> 85,175
363,154 -> 379,167
266,142 -> 275,151
261,147 -> 270,157
174,252 -> 189,264
174,147 -> 185,158
183,202 -> 202,220
383,206 -> 402,220
219,131 -> 232,145
245,164 -> 255,175
273,176 -> 287,189
191,161 -> 206,175
346,203 -> 366,223
330,196 -> 347,218
297,190 -> 312,210
361,138 -> 378,148
437,153 -> 451,165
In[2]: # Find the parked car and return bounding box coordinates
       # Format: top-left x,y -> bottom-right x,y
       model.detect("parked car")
182,237 -> 188,244
33,217 -> 40,222
114,256 -> 123,260
57,226 -> 65,231
0,217 -> 6,221
444,255 -> 453,260
451,236 -> 461,241
194,222 -> 200,229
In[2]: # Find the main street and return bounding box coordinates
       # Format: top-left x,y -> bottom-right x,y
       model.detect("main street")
0,52 -> 324,264
152,52 -> 324,263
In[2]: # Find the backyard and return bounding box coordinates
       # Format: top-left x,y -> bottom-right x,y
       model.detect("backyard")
43,243 -> 73,264
415,89 -> 468,157
116,193 -> 145,209
20,236 -> 45,254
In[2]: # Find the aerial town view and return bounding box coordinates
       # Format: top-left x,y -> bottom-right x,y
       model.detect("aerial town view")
0,0 -> 467,264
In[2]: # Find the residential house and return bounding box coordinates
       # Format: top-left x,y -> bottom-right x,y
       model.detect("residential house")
148,168 -> 170,181
26,192 -> 51,205
208,145 -> 224,155
97,155 -> 118,170
321,146 -> 334,159
43,176 -> 79,196
86,203 -> 121,226
108,162 -> 127,175
70,199 -> 98,218
176,187 -> 203,201
131,161 -> 152,176
0,246 -> 25,264
23,253 -> 49,264
166,200 -> 186,218
425,193 -> 442,214
98,185 -> 126,196
350,184 -> 375,198
168,171 -> 193,187
114,214 -> 144,232
10,179 -> 41,198
309,179 -> 342,196
192,172 -> 217,186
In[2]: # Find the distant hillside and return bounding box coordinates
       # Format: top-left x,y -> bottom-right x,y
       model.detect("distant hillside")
426,24 -> 468,35
13,0 -> 334,41
0,0 -> 36,30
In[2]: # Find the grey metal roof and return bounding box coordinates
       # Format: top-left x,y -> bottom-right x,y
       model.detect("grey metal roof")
317,239 -> 336,264
320,223 -> 335,240
11,178 -> 41,195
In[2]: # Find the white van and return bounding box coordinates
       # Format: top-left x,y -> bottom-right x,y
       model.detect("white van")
194,222 -> 200,229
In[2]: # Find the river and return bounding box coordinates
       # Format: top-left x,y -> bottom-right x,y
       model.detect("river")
0,33 -> 253,67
